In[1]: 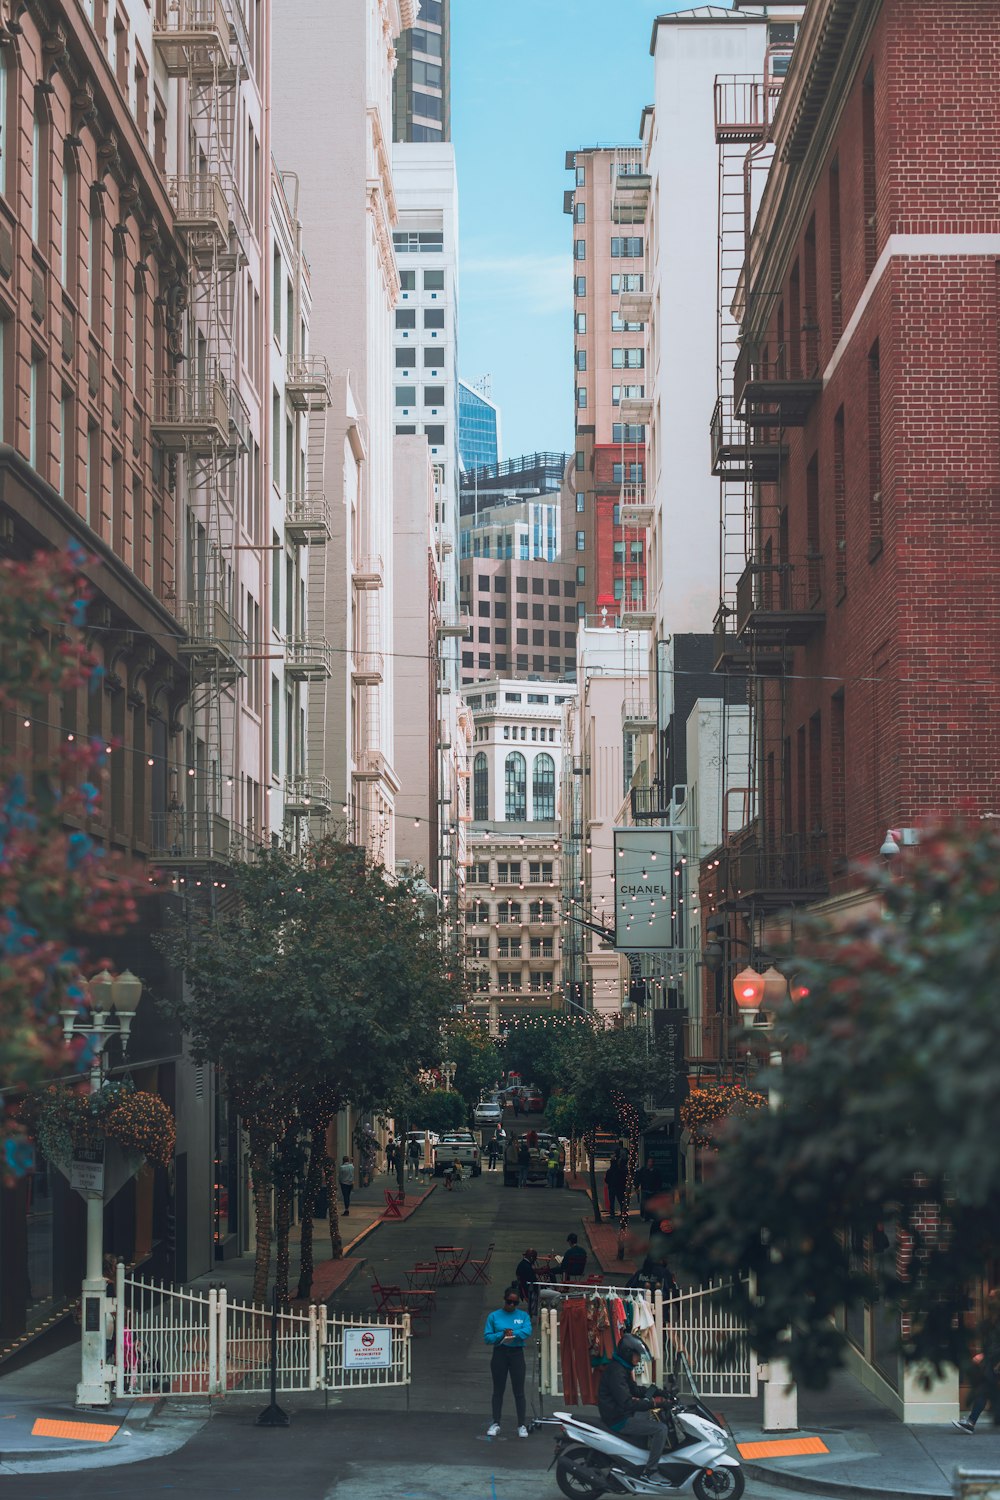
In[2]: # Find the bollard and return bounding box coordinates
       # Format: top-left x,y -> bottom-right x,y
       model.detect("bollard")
254,1286 -> 290,1427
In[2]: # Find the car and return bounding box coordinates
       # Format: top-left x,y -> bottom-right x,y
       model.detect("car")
433,1135 -> 481,1176
473,1100 -> 503,1126
520,1089 -> 544,1113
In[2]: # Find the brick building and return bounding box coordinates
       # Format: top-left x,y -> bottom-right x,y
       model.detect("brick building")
711,0 -> 1000,946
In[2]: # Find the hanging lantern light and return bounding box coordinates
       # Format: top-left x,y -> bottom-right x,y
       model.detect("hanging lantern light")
732,965 -> 765,1013
761,965 -> 788,1008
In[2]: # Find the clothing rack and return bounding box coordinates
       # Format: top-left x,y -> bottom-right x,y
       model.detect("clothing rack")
538,1285 -> 665,1399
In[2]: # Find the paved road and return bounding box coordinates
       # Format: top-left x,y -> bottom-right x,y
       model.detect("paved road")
1,1131 -> 607,1499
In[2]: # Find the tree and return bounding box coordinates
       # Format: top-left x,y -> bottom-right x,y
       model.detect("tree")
671,823 -> 1000,1390
443,1016 -> 501,1117
160,838 -> 462,1303
413,1088 -> 465,1136
501,1013 -> 596,1096
0,548 -> 144,1179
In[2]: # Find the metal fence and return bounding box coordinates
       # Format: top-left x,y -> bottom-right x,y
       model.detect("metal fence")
114,1267 -> 411,1399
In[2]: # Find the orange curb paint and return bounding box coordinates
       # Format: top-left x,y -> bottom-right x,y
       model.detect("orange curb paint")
31,1417 -> 120,1443
738,1435 -> 830,1459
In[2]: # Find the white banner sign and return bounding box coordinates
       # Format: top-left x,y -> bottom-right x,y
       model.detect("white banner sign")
614,828 -> 675,951
343,1327 -> 394,1369
70,1145 -> 105,1196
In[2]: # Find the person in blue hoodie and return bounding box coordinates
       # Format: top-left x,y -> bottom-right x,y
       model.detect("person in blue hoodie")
484,1284 -> 532,1439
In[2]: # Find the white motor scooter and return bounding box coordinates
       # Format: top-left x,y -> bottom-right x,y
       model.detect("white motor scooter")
542,1387 -> 744,1499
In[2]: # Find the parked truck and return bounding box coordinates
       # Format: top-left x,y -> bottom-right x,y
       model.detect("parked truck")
503,1131 -> 564,1187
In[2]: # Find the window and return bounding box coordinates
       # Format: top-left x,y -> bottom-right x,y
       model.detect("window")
410,26 -> 442,57
612,348 -> 644,369
399,269 -> 416,292
612,274 -> 644,294
425,424 -> 445,445
529,972 -> 554,993
574,240 -> 586,261
576,530 -> 586,551
868,340 -> 882,550
497,861 -> 521,884
31,103 -> 48,244
473,752 -> 489,820
576,163 -> 586,186
395,385 -> 416,406
575,350 -> 587,371
630,540 -> 644,562
466,901 -> 490,926
496,900 -> 522,926
504,751 -> 527,821
574,276 -> 586,297
413,90 -> 443,122
395,308 -> 416,328
574,312 -> 587,334
395,347 -> 416,368
612,423 -> 645,444
0,54 -> 7,198
424,386 -> 444,406
424,308 -> 445,329
531,758 -> 555,821
611,237 -> 643,259
576,387 -> 587,409
612,311 -> 643,332
574,493 -> 585,513
395,425 -> 416,436
529,901 -> 554,923
862,66 -> 877,277
392,230 -> 443,253
612,462 -> 643,483
424,268 -> 445,291
28,354 -> 44,473
576,565 -> 586,585
574,201 -> 586,223
423,347 -> 442,368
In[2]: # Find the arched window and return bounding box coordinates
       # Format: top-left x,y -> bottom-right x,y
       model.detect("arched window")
473,752 -> 488,821
532,753 -> 555,820
504,751 -> 526,821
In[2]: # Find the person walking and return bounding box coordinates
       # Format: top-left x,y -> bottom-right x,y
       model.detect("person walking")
338,1156 -> 355,1216
484,1285 -> 532,1439
487,1136 -> 501,1171
545,1143 -> 560,1189
516,1248 -> 539,1314
636,1157 -> 664,1220
385,1138 -> 397,1176
605,1152 -> 626,1218
955,1291 -> 1000,1432
406,1135 -> 421,1179
517,1137 -> 531,1188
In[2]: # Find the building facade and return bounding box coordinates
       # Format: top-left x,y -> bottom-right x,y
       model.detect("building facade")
459,550 -> 578,687
458,378 -> 500,473
392,0 -> 449,143
563,146 -> 649,624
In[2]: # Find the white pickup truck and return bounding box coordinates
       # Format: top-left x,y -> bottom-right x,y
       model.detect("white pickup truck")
432,1133 -> 481,1178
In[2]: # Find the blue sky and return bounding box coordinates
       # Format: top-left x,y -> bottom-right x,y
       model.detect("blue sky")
452,1 -> 722,458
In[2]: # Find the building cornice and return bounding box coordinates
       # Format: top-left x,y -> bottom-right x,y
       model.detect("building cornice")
746,0 -> 882,342
367,105 -> 398,226
367,181 -> 401,307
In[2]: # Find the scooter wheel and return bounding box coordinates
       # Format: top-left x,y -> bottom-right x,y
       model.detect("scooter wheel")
555,1445 -> 612,1499
693,1468 -> 745,1500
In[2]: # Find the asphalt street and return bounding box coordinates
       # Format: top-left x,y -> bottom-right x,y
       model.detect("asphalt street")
0,1133 -> 616,1500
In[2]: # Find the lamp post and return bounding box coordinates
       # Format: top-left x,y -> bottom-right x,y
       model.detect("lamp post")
60,969 -> 142,1408
440,1059 -> 456,1093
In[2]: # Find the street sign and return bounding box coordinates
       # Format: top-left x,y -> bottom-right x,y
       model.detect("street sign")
343,1327 -> 393,1369
70,1144 -> 105,1195
652,1008 -> 688,1110
614,828 -> 675,950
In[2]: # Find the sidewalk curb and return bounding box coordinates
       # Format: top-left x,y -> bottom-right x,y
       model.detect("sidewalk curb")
0,1395 -> 167,1465
742,1459 -> 949,1500
342,1181 -> 438,1258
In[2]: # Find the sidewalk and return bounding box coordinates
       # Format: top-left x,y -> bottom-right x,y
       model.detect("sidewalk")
718,1368 -> 1000,1499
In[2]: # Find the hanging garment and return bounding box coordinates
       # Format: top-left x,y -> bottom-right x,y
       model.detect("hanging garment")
560,1296 -> 596,1406
609,1296 -> 627,1343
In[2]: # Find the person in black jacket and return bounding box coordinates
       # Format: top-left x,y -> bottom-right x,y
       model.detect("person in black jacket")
597,1333 -> 667,1477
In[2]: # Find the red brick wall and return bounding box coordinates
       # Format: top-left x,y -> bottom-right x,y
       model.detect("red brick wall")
751,0 -> 1000,878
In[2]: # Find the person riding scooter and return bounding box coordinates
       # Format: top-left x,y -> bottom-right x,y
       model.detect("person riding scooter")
596,1332 -> 669,1478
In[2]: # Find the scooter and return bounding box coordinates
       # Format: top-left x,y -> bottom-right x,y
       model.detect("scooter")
542,1387 -> 744,1499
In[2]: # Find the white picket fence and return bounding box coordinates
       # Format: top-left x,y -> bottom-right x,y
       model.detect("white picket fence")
113,1266 -> 410,1399
538,1277 -> 756,1402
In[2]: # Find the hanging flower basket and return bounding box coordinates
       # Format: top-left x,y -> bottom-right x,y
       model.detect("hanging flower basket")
680,1084 -> 767,1150
28,1081 -> 174,1170
102,1091 -> 175,1168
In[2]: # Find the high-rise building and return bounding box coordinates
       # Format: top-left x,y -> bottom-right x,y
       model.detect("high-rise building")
458,380 -> 502,473
393,0 -> 451,143
459,551 -> 578,687
460,451 -> 566,516
562,147 -> 650,627
465,680 -> 574,1028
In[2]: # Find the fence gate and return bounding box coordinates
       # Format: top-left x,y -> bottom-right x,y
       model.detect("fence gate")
114,1268 -> 411,1399
538,1277 -> 756,1404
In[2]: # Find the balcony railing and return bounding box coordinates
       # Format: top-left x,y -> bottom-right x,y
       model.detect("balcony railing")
622,699 -> 655,732
620,393 -> 653,424
620,588 -> 655,631
351,650 -> 384,684
153,0 -> 230,75
283,776 -> 332,815
286,493 -> 332,545
735,562 -> 825,644
714,75 -> 771,144
733,339 -> 823,428
714,828 -> 829,909
619,289 -> 652,325
150,810 -> 231,866
286,356 -> 333,410
352,554 -> 383,589
152,374 -> 232,450
354,749 -> 389,781
285,636 -> 332,680
619,485 -> 653,529
710,396 -> 785,483
167,174 -> 230,243
178,599 -> 246,679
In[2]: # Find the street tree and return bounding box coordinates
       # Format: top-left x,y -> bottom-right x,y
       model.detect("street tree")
672,823 -> 1000,1390
160,838 -> 461,1302
442,1015 -> 501,1117
501,1012 -> 596,1097
0,548 -> 144,1178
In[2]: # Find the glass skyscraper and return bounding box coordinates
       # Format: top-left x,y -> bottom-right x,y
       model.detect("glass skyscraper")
393,0 -> 450,143
459,380 -> 501,473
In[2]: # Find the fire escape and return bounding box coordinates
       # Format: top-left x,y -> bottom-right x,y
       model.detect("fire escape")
612,148 -> 654,637
709,30 -> 828,928
150,0 -> 252,872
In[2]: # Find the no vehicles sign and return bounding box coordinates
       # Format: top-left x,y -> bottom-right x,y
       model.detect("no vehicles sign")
344,1327 -> 393,1369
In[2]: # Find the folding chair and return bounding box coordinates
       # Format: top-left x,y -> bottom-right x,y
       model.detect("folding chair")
467,1242 -> 495,1286
370,1275 -> 402,1314
443,1246 -> 473,1285
382,1188 -> 405,1219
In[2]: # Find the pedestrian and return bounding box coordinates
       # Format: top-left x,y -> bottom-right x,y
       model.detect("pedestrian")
338,1155 -> 355,1215
517,1137 -> 531,1188
406,1136 -> 421,1179
512,1094 -> 521,1118
560,1233 -> 588,1281
636,1156 -> 664,1220
386,1138 -> 397,1175
605,1152 -> 626,1218
487,1136 -> 501,1171
484,1284 -> 532,1440
955,1291 -> 1000,1433
545,1143 -> 560,1189
515,1247 -> 539,1313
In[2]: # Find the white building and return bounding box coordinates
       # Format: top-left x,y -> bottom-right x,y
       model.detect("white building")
272,0 -> 416,866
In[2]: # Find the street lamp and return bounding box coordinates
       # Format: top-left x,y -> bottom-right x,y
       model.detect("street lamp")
440,1059 -> 456,1093
60,969 -> 143,1408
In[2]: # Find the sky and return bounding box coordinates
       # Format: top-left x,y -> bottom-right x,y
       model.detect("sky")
452,0 -> 727,459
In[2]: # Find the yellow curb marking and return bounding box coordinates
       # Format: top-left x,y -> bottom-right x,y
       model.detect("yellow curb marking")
32,1417 -> 120,1443
738,1436 -> 830,1459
